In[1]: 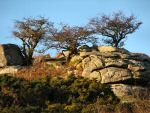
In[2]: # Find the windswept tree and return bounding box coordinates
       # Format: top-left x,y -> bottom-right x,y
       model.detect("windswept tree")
90,12 -> 142,47
13,17 -> 54,65
43,25 -> 96,63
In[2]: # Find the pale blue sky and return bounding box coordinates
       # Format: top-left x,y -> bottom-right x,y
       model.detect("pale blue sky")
0,0 -> 150,57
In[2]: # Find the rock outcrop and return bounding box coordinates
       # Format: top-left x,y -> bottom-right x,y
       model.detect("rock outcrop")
0,44 -> 24,67
70,46 -> 150,101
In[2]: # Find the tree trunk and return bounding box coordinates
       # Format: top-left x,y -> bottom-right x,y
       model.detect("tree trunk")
25,48 -> 34,65
66,45 -> 78,64
114,41 -> 119,48
66,52 -> 71,64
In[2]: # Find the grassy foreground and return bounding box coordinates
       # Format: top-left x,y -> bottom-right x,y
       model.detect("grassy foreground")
0,74 -> 150,113
0,74 -> 118,113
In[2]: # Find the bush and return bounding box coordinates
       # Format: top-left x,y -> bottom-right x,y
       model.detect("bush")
0,74 -> 119,113
43,103 -> 65,113
0,105 -> 41,113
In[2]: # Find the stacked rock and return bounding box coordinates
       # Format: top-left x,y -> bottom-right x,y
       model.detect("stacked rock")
70,46 -> 150,101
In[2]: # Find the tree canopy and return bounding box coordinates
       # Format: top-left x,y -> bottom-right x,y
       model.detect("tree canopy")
12,11 -> 142,65
90,12 -> 142,47
13,17 -> 54,65
43,25 -> 96,62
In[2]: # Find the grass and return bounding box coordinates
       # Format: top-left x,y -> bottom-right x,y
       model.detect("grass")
16,61 -> 68,80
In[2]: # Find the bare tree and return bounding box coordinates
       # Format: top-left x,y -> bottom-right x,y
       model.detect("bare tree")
90,11 -> 142,47
43,25 -> 96,63
13,17 -> 54,65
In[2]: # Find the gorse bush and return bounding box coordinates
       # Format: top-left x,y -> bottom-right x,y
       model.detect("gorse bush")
0,74 -> 119,113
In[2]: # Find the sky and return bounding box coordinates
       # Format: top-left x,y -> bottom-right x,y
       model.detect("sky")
0,0 -> 150,57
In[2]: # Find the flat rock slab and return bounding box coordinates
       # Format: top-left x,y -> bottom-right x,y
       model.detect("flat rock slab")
111,84 -> 150,102
0,66 -> 22,75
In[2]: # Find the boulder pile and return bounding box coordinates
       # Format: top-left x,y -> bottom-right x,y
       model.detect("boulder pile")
70,46 -> 150,101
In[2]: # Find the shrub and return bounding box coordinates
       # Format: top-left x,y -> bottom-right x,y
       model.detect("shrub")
43,103 -> 65,113
0,74 -> 119,113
